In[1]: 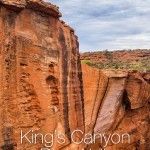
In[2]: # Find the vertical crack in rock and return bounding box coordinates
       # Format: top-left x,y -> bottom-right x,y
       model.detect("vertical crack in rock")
77,53 -> 85,129
122,90 -> 131,111
58,28 -> 71,141
82,64 -> 109,133
0,7 -> 18,149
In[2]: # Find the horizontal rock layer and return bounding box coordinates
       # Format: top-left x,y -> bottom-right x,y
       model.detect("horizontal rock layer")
0,0 -> 62,17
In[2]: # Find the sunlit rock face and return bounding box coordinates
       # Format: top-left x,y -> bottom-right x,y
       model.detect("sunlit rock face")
0,0 -> 150,150
0,0 -> 84,149
82,64 -> 150,150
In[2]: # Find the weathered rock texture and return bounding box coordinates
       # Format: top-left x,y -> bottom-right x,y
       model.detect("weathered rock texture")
0,0 -> 84,149
0,0 -> 150,150
82,64 -> 150,150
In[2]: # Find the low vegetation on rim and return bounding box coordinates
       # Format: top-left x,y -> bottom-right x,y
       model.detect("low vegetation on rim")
81,49 -> 150,71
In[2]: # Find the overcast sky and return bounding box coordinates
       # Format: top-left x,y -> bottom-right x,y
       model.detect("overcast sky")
48,0 -> 150,52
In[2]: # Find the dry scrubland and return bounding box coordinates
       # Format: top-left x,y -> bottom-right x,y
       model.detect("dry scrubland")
81,49 -> 150,71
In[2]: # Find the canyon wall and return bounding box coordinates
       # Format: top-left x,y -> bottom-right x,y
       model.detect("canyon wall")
82,64 -> 150,150
0,0 -> 84,149
0,0 -> 150,150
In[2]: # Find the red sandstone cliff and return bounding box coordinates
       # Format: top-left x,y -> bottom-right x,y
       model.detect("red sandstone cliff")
82,64 -> 150,149
0,0 -> 84,149
0,0 -> 150,150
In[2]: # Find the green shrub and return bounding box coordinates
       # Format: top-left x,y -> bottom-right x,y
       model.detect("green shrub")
81,58 -> 150,71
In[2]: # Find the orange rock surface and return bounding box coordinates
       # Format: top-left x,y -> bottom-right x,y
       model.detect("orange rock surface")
0,0 -> 84,149
82,64 -> 150,150
0,0 -> 150,150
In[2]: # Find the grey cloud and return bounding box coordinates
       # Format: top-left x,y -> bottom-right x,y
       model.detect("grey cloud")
48,0 -> 150,51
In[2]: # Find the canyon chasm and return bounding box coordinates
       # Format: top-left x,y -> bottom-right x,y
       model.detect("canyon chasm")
0,0 -> 149,150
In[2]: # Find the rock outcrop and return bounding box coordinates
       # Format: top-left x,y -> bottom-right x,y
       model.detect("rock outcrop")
0,0 -> 84,149
82,64 -> 150,150
0,0 -> 150,150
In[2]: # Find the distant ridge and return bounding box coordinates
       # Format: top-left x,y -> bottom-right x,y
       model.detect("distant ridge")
81,49 -> 150,71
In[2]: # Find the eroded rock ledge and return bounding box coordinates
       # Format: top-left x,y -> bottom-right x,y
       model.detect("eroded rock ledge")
82,64 -> 150,150
0,0 -> 62,17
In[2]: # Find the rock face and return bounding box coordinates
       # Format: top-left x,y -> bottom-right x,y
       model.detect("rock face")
0,0 -> 150,150
0,0 -> 84,149
82,64 -> 150,150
